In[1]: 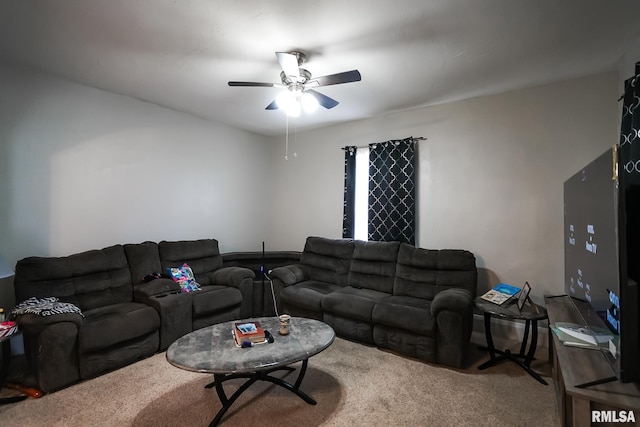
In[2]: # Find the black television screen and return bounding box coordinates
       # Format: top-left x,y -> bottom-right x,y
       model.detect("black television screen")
564,145 -> 640,383
564,148 -> 619,330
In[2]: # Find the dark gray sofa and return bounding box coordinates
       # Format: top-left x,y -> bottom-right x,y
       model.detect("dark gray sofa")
270,237 -> 477,368
12,238 -> 254,393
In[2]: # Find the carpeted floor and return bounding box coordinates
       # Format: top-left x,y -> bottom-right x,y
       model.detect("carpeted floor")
0,337 -> 560,426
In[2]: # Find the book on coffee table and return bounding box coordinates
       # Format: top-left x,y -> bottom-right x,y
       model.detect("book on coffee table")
480,283 -> 521,305
233,321 -> 265,343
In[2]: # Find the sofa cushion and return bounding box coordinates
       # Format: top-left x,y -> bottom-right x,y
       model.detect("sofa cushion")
322,286 -> 390,322
14,245 -> 133,311
79,302 -> 160,353
372,295 -> 435,336
280,280 -> 343,312
159,239 -> 223,286
191,286 -> 242,316
299,237 -> 354,286
393,244 -> 477,300
124,241 -> 162,284
348,240 -> 400,293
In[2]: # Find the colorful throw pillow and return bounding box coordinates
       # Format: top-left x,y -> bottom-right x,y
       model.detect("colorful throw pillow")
167,263 -> 201,292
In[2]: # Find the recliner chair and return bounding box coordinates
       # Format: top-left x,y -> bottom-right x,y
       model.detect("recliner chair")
14,245 -> 161,392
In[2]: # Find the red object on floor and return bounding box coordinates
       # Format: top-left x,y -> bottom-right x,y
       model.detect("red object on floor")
6,382 -> 43,398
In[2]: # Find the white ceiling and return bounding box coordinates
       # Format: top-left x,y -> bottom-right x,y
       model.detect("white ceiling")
1,1 -> 639,136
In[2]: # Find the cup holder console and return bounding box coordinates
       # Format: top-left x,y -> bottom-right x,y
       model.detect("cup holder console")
154,290 -> 182,298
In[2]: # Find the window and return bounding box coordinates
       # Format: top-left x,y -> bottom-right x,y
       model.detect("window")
343,138 -> 417,244
354,146 -> 369,241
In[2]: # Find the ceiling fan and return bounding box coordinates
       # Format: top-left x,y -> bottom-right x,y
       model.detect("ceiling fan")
228,51 -> 361,117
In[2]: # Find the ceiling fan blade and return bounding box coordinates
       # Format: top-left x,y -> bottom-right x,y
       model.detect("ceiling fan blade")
276,52 -> 300,79
265,100 -> 279,110
228,81 -> 278,87
307,89 -> 339,109
306,70 -> 361,87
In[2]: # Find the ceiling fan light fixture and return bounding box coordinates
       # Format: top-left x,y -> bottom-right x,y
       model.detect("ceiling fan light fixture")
276,90 -> 294,109
231,51 -> 358,116
276,90 -> 301,117
286,102 -> 301,117
276,89 -> 305,117
301,92 -> 319,113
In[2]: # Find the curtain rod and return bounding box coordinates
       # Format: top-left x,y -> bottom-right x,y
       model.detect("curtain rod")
341,136 -> 426,150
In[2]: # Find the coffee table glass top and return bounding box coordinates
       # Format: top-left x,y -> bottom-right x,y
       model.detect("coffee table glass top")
474,297 -> 548,321
166,316 -> 335,374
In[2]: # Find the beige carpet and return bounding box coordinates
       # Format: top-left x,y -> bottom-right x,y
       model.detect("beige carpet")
0,338 -> 559,426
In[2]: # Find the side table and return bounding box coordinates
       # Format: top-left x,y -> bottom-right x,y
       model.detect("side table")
0,332 -> 27,404
474,297 -> 548,385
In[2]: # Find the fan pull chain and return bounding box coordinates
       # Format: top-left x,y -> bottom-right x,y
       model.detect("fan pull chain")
284,115 -> 289,160
284,115 -> 298,160
293,117 -> 297,158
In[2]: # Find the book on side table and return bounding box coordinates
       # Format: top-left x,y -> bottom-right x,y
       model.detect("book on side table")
480,283 -> 521,305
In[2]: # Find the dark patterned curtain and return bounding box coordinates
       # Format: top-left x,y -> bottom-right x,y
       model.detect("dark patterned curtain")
620,62 -> 640,284
342,146 -> 357,238
368,137 -> 416,244
620,61 -> 640,182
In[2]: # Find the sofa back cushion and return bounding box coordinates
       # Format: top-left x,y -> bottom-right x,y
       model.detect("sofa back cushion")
158,239 -> 223,286
14,245 -> 133,311
300,237 -> 354,286
349,240 -> 400,293
124,241 -> 162,284
393,244 -> 477,300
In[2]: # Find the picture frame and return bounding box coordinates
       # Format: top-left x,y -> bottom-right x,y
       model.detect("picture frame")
517,281 -> 531,310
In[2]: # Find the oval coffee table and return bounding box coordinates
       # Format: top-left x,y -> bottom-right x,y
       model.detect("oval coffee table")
166,316 -> 335,426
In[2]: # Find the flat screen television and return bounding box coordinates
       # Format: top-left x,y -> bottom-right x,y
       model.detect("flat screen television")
564,145 -> 640,383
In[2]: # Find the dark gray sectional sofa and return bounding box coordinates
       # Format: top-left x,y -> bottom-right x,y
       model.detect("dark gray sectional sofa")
12,238 -> 255,393
10,235 -> 475,393
270,237 -> 478,368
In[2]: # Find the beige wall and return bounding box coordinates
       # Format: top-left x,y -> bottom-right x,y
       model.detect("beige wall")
267,72 -> 620,301
0,63 -> 272,269
617,34 -> 640,88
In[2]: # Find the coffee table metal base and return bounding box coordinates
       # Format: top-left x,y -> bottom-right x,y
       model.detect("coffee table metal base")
205,359 -> 315,426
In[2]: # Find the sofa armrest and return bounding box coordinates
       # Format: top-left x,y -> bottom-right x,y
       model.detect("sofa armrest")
211,266 -> 255,287
16,312 -> 84,333
15,313 -> 84,392
430,288 -> 473,317
430,288 -> 474,368
267,265 -> 308,316
211,266 -> 255,318
270,264 -> 308,287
